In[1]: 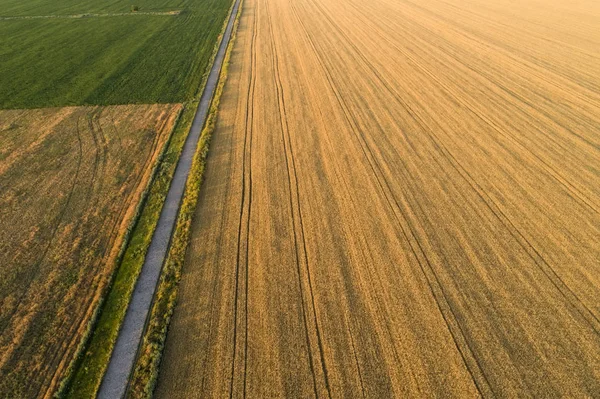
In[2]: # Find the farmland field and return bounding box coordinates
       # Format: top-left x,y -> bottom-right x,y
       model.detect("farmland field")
0,0 -> 236,395
156,0 -> 600,396
0,0 -> 232,109
0,104 -> 181,397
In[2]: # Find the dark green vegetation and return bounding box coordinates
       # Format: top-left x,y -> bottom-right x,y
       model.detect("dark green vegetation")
0,0 -> 232,109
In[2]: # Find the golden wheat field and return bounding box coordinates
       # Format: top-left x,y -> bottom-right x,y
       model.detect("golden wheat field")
0,104 -> 180,397
156,0 -> 600,396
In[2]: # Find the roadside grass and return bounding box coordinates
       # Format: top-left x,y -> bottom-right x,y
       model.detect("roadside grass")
0,0 -> 231,109
126,4 -> 242,396
57,2 -> 236,397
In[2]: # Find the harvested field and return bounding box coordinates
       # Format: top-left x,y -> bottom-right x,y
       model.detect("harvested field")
156,0 -> 600,396
0,104 -> 181,398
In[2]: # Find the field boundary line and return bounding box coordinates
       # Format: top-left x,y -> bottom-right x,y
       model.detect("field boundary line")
229,0 -> 255,395
95,0 -> 241,397
0,11 -> 181,20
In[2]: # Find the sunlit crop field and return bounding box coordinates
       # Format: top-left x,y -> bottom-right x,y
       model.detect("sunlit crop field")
0,104 -> 181,397
156,0 -> 600,396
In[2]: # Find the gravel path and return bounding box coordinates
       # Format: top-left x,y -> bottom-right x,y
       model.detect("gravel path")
97,0 -> 240,397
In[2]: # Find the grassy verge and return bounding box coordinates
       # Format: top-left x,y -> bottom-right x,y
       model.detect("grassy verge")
55,3 -> 237,396
125,3 -> 242,397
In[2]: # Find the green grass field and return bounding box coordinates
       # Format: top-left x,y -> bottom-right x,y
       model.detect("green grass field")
0,0 -> 232,109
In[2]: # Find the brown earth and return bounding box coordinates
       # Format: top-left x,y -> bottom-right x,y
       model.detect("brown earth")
0,104 -> 181,398
156,0 -> 600,396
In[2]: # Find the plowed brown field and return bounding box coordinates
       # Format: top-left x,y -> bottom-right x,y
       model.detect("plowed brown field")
0,104 -> 181,397
156,0 -> 600,396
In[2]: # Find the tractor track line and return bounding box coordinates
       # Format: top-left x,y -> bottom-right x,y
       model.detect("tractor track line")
313,0 -> 600,333
229,1 -> 255,396
266,1 -> 332,395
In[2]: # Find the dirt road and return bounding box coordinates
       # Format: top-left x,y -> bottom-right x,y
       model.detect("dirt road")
156,0 -> 600,396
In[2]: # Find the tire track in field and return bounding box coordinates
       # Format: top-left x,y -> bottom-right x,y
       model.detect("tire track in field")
280,17 -> 410,388
287,0 -> 412,375
401,0 -> 600,96
309,0 -> 600,391
92,109 -> 162,272
41,108 -> 167,397
342,0 -> 600,216
290,1 -> 492,395
84,108 -> 104,218
283,4 -> 419,394
305,0 -> 600,336
299,0 -> 599,387
33,108 -> 107,397
0,115 -> 84,333
198,103 -> 238,396
265,1 -> 331,395
291,0 -> 480,394
230,2 -> 256,395
396,0 -> 600,150
433,0 -> 599,64
1,113 -> 85,398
